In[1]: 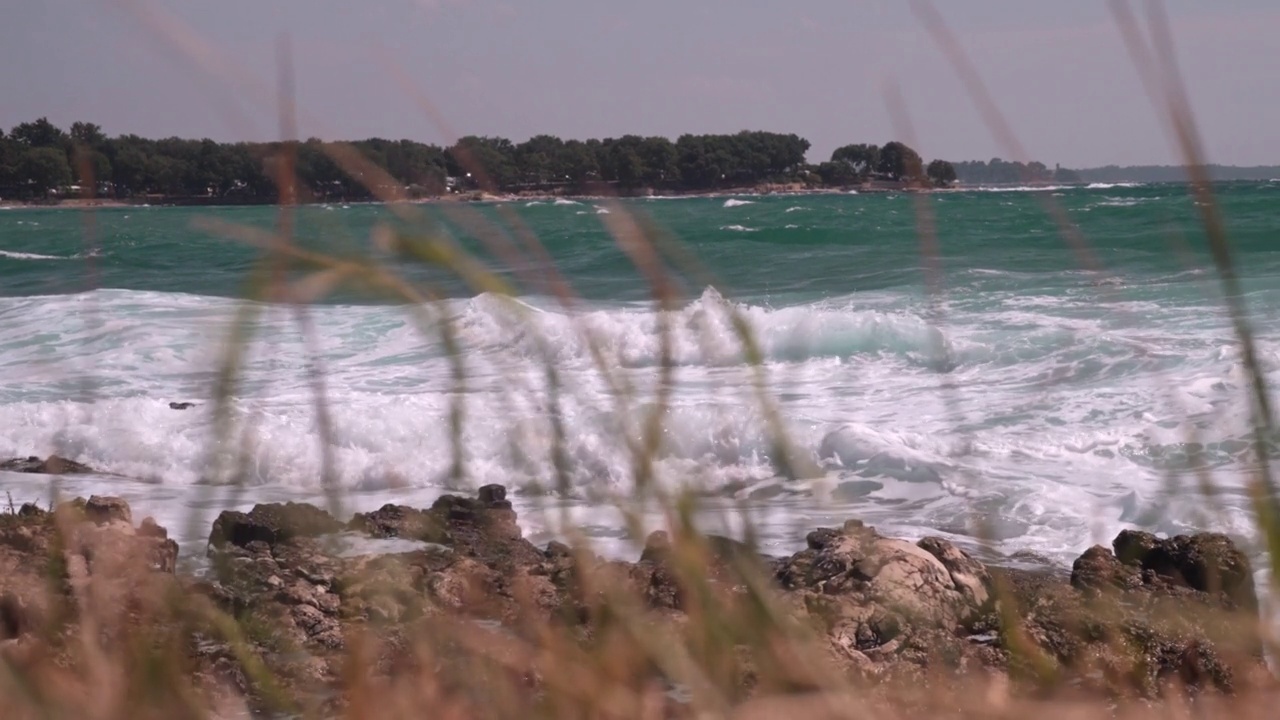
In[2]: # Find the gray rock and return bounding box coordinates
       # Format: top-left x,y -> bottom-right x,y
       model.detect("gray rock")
917,536 -> 993,611
208,502 -> 344,549
0,455 -> 97,475
1070,544 -> 1141,593
347,503 -> 448,543
85,495 -> 132,526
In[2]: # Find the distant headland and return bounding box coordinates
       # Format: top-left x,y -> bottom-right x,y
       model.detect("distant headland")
1,117 -> 1276,207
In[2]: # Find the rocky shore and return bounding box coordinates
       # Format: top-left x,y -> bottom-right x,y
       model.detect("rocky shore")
0,456 -> 1273,717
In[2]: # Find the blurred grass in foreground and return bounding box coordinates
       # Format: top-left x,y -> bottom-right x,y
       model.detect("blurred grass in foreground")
1,0 -> 1278,717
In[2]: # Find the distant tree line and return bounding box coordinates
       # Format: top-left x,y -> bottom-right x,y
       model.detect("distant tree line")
1071,164 -> 1280,183
0,118 -> 962,202
949,159 -> 1280,185
950,158 -> 1081,185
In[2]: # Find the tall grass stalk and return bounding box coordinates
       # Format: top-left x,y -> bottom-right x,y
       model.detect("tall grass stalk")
3,1 -> 1276,718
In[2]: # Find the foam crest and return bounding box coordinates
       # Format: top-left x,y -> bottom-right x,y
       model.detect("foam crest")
971,185 -> 1072,193
0,250 -> 75,261
818,423 -> 955,484
455,287 -> 958,369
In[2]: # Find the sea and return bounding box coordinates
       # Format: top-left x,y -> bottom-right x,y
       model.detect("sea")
1,182 -> 1278,581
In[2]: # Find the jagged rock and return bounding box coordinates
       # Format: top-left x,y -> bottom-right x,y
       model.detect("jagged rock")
85,495 -> 132,526
2,481 -> 1262,712
1130,532 -> 1255,610
139,517 -> 168,539
201,485 -> 566,706
1070,544 -> 1142,593
347,503 -> 448,543
477,483 -> 510,507
1113,529 -> 1162,565
777,523 -> 987,630
0,454 -> 97,475
0,494 -> 180,646
917,536 -> 993,611
0,591 -> 40,640
427,491 -> 539,569
544,540 -> 572,560
766,522 -> 1007,678
208,502 -> 345,549
997,529 -> 1261,697
1071,530 -> 1257,612
997,562 -> 1248,697
640,530 -> 761,569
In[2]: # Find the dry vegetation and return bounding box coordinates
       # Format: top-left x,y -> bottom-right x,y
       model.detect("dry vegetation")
1,1 -> 1277,717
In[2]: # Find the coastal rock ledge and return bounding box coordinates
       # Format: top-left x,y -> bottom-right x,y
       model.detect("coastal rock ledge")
0,485 -> 1271,716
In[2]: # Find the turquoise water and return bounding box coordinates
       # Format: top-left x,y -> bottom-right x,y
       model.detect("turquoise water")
1,182 -> 1278,567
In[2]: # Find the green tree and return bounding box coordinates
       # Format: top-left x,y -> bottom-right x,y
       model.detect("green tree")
388,139 -> 447,192
73,148 -> 113,188
0,130 -> 17,188
675,134 -> 725,189
815,160 -> 858,186
147,154 -> 188,195
70,121 -> 107,149
926,159 -> 957,187
109,141 -> 151,194
11,118 -> 68,149
447,136 -> 517,189
830,143 -> 880,180
298,140 -> 354,198
515,134 -> 565,185
560,139 -> 600,187
18,147 -> 73,195
876,141 -> 923,181
602,137 -> 646,189
636,136 -> 679,186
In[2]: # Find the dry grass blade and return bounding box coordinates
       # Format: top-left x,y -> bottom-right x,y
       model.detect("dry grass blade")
6,2 -> 1280,719
1108,0 -> 1279,586
907,0 -> 1111,280
272,33 -> 342,516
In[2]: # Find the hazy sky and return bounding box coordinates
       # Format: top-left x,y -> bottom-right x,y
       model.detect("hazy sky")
2,1 -> 1277,167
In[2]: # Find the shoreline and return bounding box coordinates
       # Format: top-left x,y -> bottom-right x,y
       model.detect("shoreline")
0,182 -> 968,212
1,179 -> 1200,212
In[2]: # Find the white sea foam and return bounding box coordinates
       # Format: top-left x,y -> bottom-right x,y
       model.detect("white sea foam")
972,185 -> 1072,193
720,225 -> 758,232
1086,182 -> 1143,189
0,279 -> 1276,565
784,206 -> 807,213
723,199 -> 754,207
553,198 -> 581,206
0,250 -> 74,261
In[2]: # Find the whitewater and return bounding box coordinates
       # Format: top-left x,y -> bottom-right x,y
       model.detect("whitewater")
1,183 -> 1278,572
